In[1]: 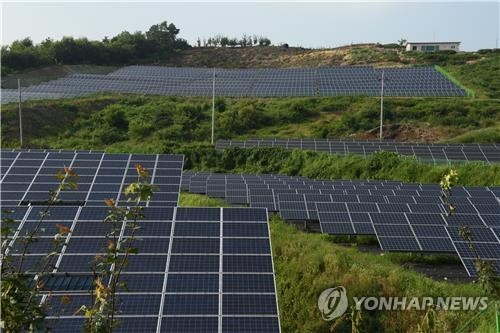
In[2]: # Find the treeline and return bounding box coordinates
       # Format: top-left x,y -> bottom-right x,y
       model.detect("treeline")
196,34 -> 271,47
1,21 -> 190,74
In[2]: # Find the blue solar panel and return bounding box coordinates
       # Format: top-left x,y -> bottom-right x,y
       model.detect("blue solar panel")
161,317 -> 219,333
163,295 -> 219,315
166,274 -> 219,292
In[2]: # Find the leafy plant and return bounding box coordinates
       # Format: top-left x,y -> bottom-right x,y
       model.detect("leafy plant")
1,167 -> 78,332
78,164 -> 155,332
440,170 -> 499,296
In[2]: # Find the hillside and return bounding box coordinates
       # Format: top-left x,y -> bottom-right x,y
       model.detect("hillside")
2,94 -> 499,150
1,46 -> 499,333
3,46 -> 499,97
163,44 -> 407,68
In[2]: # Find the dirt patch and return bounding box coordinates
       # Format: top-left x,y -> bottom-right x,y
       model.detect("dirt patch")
359,123 -> 447,143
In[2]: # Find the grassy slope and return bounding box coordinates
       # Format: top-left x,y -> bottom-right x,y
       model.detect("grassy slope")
2,94 -> 499,148
1,65 -> 119,89
178,193 -> 495,332
443,55 -> 500,99
179,192 -> 230,207
176,147 -> 500,186
3,46 -> 498,97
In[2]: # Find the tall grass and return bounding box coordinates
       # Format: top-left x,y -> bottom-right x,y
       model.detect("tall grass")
178,192 -> 496,332
435,65 -> 475,97
175,146 -> 499,186
270,216 -> 495,332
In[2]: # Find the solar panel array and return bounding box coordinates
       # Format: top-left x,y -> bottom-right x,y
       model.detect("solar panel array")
216,139 -> 500,164
1,150 -> 184,207
181,171 -> 500,277
1,150 -> 281,332
4,206 -> 280,332
1,65 -> 465,103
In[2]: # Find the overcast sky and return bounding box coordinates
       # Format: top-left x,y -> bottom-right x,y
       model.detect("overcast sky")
2,1 -> 499,51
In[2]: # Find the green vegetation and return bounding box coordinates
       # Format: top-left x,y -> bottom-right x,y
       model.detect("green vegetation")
312,97 -> 499,139
2,23 -> 499,333
443,54 -> 500,98
1,21 -> 190,74
435,65 -> 475,97
198,34 -> 271,47
1,64 -> 119,89
448,126 -> 500,144
270,216 -> 495,332
178,192 -> 495,332
2,94 -> 499,149
349,46 -> 400,64
174,147 -> 499,186
179,192 -> 230,207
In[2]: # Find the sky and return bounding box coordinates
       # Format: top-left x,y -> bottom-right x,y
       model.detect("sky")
2,1 -> 499,51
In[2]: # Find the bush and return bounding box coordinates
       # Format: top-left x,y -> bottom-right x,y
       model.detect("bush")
172,146 -> 500,186
128,120 -> 154,139
2,21 -> 188,71
103,108 -> 129,130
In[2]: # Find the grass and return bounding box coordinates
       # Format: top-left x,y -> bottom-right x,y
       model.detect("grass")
177,192 -> 496,332
441,54 -> 500,99
435,65 -> 475,97
178,192 -> 230,207
176,147 -> 500,186
447,126 -> 500,144
1,65 -> 119,89
2,94 -> 499,149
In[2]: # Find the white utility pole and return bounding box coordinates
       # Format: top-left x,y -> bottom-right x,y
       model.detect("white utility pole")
379,70 -> 384,141
211,68 -> 215,145
18,78 -> 23,147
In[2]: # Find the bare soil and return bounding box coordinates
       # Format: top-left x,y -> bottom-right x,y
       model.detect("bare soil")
359,124 -> 448,143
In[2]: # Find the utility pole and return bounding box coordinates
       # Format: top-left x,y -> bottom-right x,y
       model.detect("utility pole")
379,70 -> 384,141
211,68 -> 215,145
18,78 -> 23,147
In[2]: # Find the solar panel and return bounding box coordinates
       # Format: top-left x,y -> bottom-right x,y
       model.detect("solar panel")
1,65 -> 466,104
2,152 -> 281,331
181,171 -> 498,277
1,151 -> 183,208
216,139 -> 499,164
5,206 -> 280,331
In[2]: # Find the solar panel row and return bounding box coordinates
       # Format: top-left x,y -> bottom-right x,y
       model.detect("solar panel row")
0,150 -> 281,332
1,151 -> 184,207
182,171 -> 499,204
4,206 -> 280,333
181,171 -> 500,277
1,65 -> 465,103
216,139 -> 500,163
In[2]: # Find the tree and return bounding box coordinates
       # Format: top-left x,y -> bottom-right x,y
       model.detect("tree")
145,21 -> 180,53
258,37 -> 271,46
228,38 -> 238,47
220,37 -> 229,47
252,35 -> 258,45
240,34 -> 250,47
1,168 -> 78,332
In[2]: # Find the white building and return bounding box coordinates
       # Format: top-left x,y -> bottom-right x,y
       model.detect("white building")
405,41 -> 460,52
